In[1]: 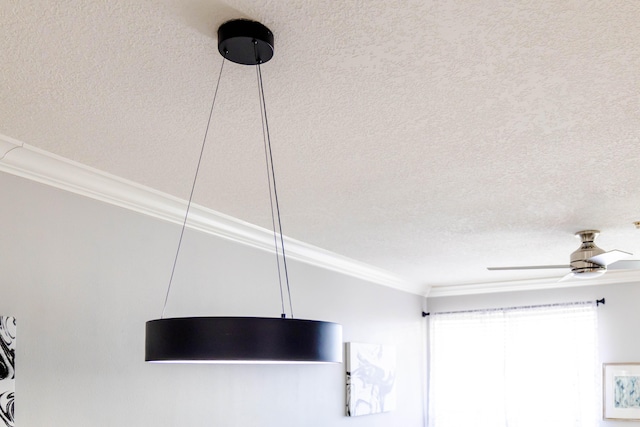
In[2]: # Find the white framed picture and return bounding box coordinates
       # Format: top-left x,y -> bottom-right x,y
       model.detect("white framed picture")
0,316 -> 16,427
603,363 -> 640,421
346,342 -> 396,417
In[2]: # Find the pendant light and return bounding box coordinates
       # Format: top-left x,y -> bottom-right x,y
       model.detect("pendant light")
145,19 -> 342,364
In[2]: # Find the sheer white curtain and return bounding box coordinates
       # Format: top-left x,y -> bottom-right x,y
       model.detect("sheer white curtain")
428,302 -> 598,427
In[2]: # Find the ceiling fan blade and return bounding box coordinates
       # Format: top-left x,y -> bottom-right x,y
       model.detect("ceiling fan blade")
587,250 -> 632,266
606,260 -> 640,270
558,272 -> 575,282
487,265 -> 570,271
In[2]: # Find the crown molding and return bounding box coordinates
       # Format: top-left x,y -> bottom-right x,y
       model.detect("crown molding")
0,133 -> 424,295
427,269 -> 640,298
6,133 -> 635,299
0,134 -> 23,159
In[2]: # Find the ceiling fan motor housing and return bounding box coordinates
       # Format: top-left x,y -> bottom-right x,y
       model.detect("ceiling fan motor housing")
570,230 -> 606,276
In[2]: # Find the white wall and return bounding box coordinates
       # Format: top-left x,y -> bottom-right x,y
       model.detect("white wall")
0,171 -> 426,427
428,280 -> 640,427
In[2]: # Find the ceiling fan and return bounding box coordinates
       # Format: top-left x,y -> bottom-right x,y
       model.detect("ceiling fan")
488,230 -> 640,280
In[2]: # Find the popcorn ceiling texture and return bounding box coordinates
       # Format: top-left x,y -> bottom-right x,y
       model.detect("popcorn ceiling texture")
1,0 -> 639,289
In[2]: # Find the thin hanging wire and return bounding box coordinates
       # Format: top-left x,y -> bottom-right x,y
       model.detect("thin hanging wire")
255,47 -> 294,319
161,56 -> 227,318
255,62 -> 286,318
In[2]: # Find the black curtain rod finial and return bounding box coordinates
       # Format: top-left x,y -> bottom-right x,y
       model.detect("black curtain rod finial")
596,298 -> 605,306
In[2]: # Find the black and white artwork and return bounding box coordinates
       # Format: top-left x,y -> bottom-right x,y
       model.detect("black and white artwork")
346,342 -> 396,417
0,317 -> 16,427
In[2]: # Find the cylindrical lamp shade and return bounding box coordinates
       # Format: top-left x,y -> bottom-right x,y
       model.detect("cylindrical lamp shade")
145,317 -> 343,363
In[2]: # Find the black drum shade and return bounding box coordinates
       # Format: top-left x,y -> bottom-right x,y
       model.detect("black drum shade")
145,317 -> 343,363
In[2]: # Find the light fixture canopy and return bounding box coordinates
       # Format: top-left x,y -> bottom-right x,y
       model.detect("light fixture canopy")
217,19 -> 274,65
145,19 -> 343,364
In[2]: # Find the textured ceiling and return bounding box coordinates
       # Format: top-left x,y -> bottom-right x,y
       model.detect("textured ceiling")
2,0 -> 640,292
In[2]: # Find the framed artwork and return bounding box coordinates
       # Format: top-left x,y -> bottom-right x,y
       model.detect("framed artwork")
603,363 -> 640,421
346,342 -> 396,417
0,316 -> 16,427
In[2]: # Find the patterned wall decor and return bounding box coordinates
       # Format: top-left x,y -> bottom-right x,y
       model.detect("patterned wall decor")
0,317 -> 16,427
346,342 -> 396,417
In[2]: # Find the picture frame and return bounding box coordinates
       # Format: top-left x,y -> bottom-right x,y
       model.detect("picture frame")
603,363 -> 640,421
345,342 -> 396,417
0,316 -> 16,427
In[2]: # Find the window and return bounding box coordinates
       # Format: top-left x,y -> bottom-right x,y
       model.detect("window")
428,302 -> 598,427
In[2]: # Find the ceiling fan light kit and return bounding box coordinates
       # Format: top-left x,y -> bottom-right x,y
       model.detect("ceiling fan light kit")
567,230 -> 634,278
569,230 -> 608,277
144,19 -> 343,364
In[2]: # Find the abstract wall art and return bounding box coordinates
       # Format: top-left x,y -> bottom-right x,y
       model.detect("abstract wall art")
346,342 -> 396,417
0,317 -> 16,427
604,363 -> 640,420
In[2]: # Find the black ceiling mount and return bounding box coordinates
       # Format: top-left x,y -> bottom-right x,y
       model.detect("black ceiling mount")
217,19 -> 274,65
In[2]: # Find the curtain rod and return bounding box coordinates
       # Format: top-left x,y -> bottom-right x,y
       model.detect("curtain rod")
421,298 -> 605,318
